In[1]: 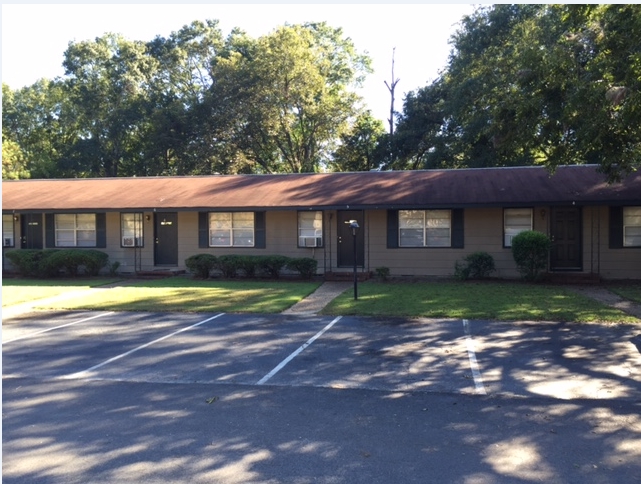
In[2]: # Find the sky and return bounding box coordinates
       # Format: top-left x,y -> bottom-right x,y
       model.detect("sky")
1,3 -> 477,124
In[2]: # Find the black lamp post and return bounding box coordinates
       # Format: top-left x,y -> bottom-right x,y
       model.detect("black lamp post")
346,220 -> 359,300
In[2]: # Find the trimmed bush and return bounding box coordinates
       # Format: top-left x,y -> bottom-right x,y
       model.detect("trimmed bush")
374,266 -> 390,282
286,257 -> 318,279
5,249 -> 108,277
236,255 -> 259,278
5,249 -> 48,277
185,254 -> 218,279
454,252 -> 496,280
216,255 -> 242,278
511,230 -> 551,281
256,255 -> 290,279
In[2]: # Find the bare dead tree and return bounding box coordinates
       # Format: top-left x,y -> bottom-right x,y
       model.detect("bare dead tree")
384,47 -> 400,138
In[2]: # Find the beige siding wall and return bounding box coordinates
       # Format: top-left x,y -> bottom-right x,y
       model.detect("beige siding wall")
5,206 -> 640,280
581,206 -> 641,280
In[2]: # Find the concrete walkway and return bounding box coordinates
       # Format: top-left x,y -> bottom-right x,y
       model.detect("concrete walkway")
281,281 -> 352,316
567,285 -> 641,319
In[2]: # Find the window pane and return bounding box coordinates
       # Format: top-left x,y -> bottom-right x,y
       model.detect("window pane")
298,211 -> 323,245
232,212 -> 254,229
504,208 -> 533,247
3,214 -> 14,246
399,210 -> 424,229
56,231 -> 75,246
233,229 -> 254,246
77,231 -> 96,246
624,206 -> 641,247
76,214 -> 95,230
209,213 -> 231,229
400,228 -> 423,247
210,231 -> 231,246
427,228 -> 450,247
56,214 -> 75,230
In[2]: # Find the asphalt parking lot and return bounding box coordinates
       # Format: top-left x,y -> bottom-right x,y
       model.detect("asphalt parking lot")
3,311 -> 641,483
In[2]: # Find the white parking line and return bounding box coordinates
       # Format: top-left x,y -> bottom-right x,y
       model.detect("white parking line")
61,313 -> 225,379
463,319 -> 487,395
257,316 -> 342,385
2,312 -> 115,345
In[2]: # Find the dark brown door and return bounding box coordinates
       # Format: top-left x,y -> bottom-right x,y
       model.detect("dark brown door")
337,210 -> 364,268
154,212 -> 178,265
20,213 -> 43,249
550,207 -> 582,270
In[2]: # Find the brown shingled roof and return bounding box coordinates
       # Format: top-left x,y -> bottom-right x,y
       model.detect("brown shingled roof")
2,165 -> 640,212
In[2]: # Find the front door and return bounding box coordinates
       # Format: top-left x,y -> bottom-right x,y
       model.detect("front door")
20,213 -> 43,249
154,212 -> 178,266
337,210 -> 364,268
550,207 -> 582,271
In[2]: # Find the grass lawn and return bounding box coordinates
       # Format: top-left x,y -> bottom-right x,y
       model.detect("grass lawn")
28,277 -> 322,314
2,278 -> 122,306
321,280 -> 640,323
607,284 -> 641,304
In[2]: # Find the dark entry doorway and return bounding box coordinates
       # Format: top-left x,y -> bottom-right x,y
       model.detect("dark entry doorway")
20,213 -> 43,249
337,210 -> 364,268
550,207 -> 582,271
154,212 -> 178,266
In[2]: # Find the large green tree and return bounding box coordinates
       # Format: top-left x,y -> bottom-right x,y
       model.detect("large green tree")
210,22 -> 372,173
395,4 -> 641,180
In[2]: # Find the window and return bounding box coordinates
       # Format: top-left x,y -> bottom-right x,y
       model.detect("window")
298,211 -> 323,247
3,214 -> 15,247
399,210 -> 451,247
504,208 -> 533,247
121,213 -> 144,247
209,212 -> 254,247
624,207 -> 641,247
55,214 -> 96,247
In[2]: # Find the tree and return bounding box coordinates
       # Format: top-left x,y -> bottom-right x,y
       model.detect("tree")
397,4 -> 641,180
62,33 -> 155,177
210,22 -> 372,173
330,111 -> 385,172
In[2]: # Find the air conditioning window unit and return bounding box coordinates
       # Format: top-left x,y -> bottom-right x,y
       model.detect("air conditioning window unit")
302,236 -> 322,248
3,237 -> 13,247
122,237 -> 135,247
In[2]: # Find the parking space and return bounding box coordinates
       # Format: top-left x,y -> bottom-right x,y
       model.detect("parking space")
3,311 -> 641,400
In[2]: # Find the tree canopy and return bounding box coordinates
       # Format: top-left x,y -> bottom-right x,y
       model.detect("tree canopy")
393,4 -> 641,180
3,6 -> 640,180
3,20 -> 370,178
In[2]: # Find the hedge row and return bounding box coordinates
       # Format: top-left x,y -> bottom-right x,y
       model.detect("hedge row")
185,254 -> 318,279
5,249 -> 109,277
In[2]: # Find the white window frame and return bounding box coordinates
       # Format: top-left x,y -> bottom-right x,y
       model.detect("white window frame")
55,213 -> 97,247
121,212 -> 144,247
399,210 -> 451,247
208,212 -> 255,247
3,214 -> 15,247
504,208 -> 533,247
298,211 -> 323,247
623,206 -> 641,247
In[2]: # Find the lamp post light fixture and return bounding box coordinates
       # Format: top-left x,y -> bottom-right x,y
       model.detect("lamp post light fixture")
345,219 -> 359,300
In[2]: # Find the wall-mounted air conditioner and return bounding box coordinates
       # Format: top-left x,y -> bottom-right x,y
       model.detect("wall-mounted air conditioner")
122,237 -> 139,247
301,237 -> 322,248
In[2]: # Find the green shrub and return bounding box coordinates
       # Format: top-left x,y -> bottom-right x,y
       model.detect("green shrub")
185,254 -> 218,279
5,249 -> 108,277
236,255 -> 259,278
374,266 -> 390,281
5,249 -> 47,277
216,255 -> 242,278
79,250 -> 109,276
256,255 -> 291,279
286,257 -> 318,279
454,252 -> 496,280
108,261 -> 121,276
511,230 -> 551,281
